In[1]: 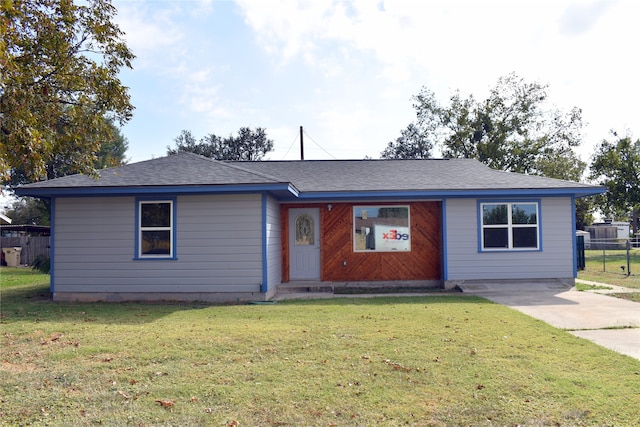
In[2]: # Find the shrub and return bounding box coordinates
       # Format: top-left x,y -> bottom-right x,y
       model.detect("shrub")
30,256 -> 51,274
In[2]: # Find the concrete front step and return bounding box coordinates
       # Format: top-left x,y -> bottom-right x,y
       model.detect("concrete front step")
275,280 -> 443,298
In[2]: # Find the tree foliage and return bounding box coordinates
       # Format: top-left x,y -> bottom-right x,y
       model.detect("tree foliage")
589,132 -> 640,222
2,197 -> 50,226
381,123 -> 434,159
167,127 -> 274,161
2,120 -> 128,226
0,0 -> 134,182
6,119 -> 129,187
383,73 -> 586,180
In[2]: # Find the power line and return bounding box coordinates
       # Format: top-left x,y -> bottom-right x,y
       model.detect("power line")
280,131 -> 299,160
302,129 -> 337,159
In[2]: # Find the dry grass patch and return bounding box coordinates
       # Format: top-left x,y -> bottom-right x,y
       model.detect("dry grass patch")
1,268 -> 640,426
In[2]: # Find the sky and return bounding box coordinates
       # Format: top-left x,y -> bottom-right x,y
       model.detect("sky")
111,0 -> 640,165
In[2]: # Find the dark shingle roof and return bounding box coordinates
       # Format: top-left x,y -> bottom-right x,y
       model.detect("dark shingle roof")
15,152 -> 603,198
18,153 -> 286,188
230,158 -> 596,193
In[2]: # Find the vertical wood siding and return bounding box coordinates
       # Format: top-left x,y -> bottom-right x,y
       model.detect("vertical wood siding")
281,202 -> 442,282
54,194 -> 263,293
445,197 -> 574,280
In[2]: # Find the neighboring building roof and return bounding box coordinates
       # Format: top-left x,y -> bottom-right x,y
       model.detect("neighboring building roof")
0,224 -> 50,236
15,152 -> 604,199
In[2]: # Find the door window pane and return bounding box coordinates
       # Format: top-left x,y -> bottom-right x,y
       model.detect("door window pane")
295,214 -> 314,246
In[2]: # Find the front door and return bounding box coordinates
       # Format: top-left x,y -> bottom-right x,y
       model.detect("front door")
289,208 -> 321,280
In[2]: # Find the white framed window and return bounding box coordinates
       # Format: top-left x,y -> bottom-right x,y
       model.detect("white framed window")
136,199 -> 175,259
353,205 -> 411,252
479,201 -> 540,251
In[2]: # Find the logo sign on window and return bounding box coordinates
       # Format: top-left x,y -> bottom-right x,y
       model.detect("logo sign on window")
373,224 -> 410,251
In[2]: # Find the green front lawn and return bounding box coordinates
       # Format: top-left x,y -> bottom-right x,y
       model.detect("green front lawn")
1,267 -> 640,425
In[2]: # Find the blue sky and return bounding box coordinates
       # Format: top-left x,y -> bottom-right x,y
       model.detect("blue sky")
113,0 -> 640,164
2,0 -> 637,211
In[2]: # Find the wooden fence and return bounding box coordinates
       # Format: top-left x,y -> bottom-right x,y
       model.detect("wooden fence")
1,236 -> 50,266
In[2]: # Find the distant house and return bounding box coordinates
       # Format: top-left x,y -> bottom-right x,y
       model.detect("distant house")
15,153 -> 604,302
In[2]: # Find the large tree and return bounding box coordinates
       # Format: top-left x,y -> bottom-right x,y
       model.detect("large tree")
589,132 -> 640,230
2,196 -> 50,226
5,119 -> 129,187
1,0 -> 134,182
383,73 -> 586,180
2,121 -> 128,225
381,123 -> 434,159
167,127 -> 274,161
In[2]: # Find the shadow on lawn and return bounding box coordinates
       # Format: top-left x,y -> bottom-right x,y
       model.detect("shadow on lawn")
0,283 -> 491,326
0,283 -> 217,326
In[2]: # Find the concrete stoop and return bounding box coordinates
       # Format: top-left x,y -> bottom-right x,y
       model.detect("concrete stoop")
454,279 -> 574,294
274,280 -> 444,300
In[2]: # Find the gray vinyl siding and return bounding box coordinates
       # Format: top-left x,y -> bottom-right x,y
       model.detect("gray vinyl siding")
445,197 -> 574,280
53,194 -> 263,293
265,195 -> 282,291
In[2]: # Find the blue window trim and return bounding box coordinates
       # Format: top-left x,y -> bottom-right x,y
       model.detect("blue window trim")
477,199 -> 543,252
134,197 -> 177,260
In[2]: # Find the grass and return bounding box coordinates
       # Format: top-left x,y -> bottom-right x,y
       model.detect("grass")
2,268 -> 640,426
578,249 -> 640,289
614,293 -> 640,303
0,266 -> 50,288
574,282 -> 613,292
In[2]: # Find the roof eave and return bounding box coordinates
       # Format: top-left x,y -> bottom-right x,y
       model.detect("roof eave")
14,182 -> 300,199
295,186 -> 606,201
14,183 -> 604,201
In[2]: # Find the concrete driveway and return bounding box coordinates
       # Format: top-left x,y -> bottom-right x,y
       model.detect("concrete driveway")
458,281 -> 640,361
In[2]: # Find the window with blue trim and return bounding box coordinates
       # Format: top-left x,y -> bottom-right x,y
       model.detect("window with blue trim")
138,200 -> 174,258
480,202 -> 539,250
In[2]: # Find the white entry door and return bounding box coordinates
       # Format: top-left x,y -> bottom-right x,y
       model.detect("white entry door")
289,208 -> 321,280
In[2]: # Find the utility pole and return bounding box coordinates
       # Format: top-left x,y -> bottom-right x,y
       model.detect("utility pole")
300,125 -> 304,160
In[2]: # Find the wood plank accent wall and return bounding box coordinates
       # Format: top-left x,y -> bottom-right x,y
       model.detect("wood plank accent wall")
281,201 -> 442,282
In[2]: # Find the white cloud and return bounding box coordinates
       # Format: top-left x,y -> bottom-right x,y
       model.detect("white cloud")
116,0 -> 640,166
115,2 -> 185,69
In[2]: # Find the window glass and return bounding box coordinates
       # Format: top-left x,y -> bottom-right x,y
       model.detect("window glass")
513,227 -> 538,248
480,202 -> 539,251
483,228 -> 509,248
138,200 -> 173,258
354,206 -> 410,252
511,204 -> 537,224
483,204 -> 508,225
141,203 -> 171,227
295,214 -> 314,246
141,230 -> 171,255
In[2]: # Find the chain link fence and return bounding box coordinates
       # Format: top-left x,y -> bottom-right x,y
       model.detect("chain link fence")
579,237 -> 636,275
